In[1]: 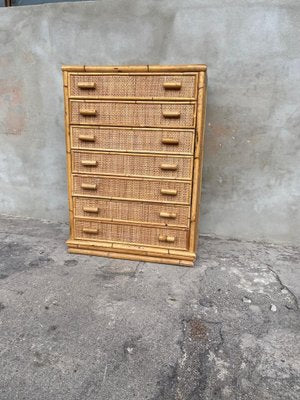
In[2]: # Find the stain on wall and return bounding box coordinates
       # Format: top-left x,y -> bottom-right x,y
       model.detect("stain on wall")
0,79 -> 25,135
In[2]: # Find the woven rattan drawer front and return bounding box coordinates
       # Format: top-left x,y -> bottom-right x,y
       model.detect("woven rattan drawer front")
72,151 -> 193,180
71,127 -> 194,155
70,101 -> 195,128
69,74 -> 197,100
74,220 -> 188,250
74,198 -> 190,228
73,175 -> 192,204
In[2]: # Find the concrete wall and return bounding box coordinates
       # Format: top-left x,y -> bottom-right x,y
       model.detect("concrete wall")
0,0 -> 299,244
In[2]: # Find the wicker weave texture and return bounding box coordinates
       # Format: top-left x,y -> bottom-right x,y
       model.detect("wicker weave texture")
72,151 -> 193,180
70,74 -> 197,99
71,127 -> 194,154
74,219 -> 188,249
73,176 -> 192,204
74,197 -> 190,227
70,101 -> 195,128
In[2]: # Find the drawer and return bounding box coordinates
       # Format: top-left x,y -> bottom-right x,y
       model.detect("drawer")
70,100 -> 195,128
71,127 -> 195,155
74,198 -> 190,228
72,151 -> 193,180
69,74 -> 197,100
73,175 -> 192,204
74,220 -> 189,250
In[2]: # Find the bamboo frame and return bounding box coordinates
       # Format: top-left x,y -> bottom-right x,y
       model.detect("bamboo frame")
71,150 -> 193,181
189,71 -> 207,253
62,65 -> 207,72
63,71 -> 74,240
67,239 -> 195,266
67,238 -> 196,257
68,247 -> 194,267
70,99 -> 196,129
74,197 -> 190,228
68,72 -> 198,101
70,125 -> 195,156
74,231 -> 188,252
73,215 -> 189,231
72,194 -> 190,206
62,65 -> 207,266
74,214 -> 189,229
72,172 -> 192,205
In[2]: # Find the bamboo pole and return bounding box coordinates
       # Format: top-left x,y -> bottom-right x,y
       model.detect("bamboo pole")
63,71 -> 74,239
189,71 -> 207,253
62,65 -> 206,73
68,247 -> 194,267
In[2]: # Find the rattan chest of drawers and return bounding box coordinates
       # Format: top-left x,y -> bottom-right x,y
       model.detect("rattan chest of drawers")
62,64 -> 207,266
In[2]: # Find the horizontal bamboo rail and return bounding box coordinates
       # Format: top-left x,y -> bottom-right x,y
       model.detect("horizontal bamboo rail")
62,64 -> 207,72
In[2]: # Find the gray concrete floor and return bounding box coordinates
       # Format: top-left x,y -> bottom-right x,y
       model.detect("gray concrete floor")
0,215 -> 299,400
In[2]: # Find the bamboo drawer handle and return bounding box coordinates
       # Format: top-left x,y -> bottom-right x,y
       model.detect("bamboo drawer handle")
78,135 -> 95,142
162,111 -> 181,119
160,189 -> 177,196
161,138 -> 179,145
158,235 -> 175,243
81,160 -> 97,167
81,183 -> 97,190
83,228 -> 99,234
159,212 -> 177,219
83,207 -> 99,213
79,109 -> 97,116
163,82 -> 182,90
77,82 -> 96,89
160,164 -> 178,171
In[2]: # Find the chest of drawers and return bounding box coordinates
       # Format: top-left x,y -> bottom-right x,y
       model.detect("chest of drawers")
62,64 -> 207,266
